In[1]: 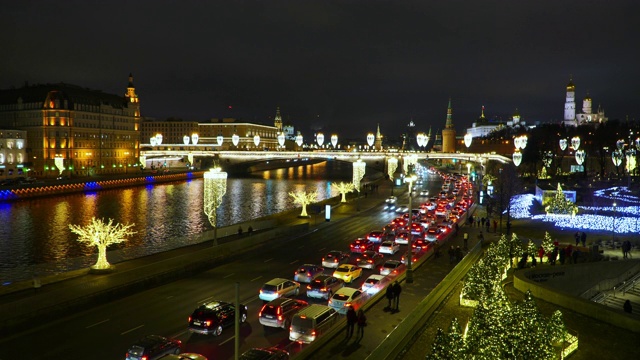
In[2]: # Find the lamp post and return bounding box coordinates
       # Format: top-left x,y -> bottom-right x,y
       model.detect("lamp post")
612,202 -> 617,242
405,173 -> 417,284
203,168 -> 228,246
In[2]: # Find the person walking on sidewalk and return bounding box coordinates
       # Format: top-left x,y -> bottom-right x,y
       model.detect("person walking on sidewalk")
356,309 -> 367,338
392,281 -> 402,310
346,307 -> 357,338
463,232 -> 469,250
385,284 -> 394,309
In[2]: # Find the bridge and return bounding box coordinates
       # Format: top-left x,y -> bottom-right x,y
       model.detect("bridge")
140,147 -> 511,173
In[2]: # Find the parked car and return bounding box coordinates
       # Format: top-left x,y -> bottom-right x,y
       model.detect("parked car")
328,287 -> 364,314
259,298 -> 309,330
125,335 -> 182,360
349,238 -> 374,254
188,301 -> 248,336
306,275 -> 345,300
294,264 -> 325,283
158,354 -> 207,360
321,250 -> 350,268
380,260 -> 404,276
332,264 -> 363,283
239,347 -> 289,360
378,241 -> 400,255
259,278 -> 301,302
356,250 -> 385,270
361,274 -> 385,294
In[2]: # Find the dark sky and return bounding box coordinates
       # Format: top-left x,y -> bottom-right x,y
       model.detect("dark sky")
2,0 -> 639,139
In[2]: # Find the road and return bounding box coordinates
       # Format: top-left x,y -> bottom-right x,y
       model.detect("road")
0,171 -> 447,360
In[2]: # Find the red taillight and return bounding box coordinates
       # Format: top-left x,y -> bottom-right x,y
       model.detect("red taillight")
290,326 -> 293,331
205,320 -> 212,326
334,259 -> 338,262
278,315 -> 283,321
311,330 -> 317,336
321,287 -> 327,291
142,357 -> 148,360
368,260 -> 373,263
345,302 -> 352,307
322,257 -> 325,261
307,285 -> 312,290
188,316 -> 192,322
307,272 -> 311,276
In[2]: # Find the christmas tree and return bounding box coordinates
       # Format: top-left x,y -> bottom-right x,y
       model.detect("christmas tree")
545,183 -> 578,216
547,310 -> 568,346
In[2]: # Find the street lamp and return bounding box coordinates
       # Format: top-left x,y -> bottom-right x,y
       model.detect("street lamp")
405,173 -> 417,284
203,168 -> 228,245
612,202 -> 617,242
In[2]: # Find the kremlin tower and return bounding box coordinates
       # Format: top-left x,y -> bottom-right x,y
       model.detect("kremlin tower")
441,98 -> 456,153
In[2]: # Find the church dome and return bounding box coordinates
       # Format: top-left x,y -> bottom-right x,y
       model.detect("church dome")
566,78 -> 575,91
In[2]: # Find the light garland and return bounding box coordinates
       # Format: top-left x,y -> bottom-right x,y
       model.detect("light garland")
387,157 -> 398,180
203,168 -> 228,228
352,159 -> 366,191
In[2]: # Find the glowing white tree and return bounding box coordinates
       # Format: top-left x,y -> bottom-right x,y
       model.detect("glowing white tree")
69,217 -> 136,270
352,159 -> 366,192
387,157 -> 398,181
203,168 -> 228,244
332,182 -> 355,202
289,190 -> 318,217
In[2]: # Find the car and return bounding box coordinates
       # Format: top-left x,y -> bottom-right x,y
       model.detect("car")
328,287 -> 364,314
356,250 -> 385,270
436,223 -> 450,235
425,228 -> 440,241
423,201 -> 436,211
395,205 -> 409,214
380,260 -> 404,276
401,251 -> 419,265
259,297 -> 309,329
366,231 -> 385,243
159,354 -> 208,360
383,202 -> 397,211
412,238 -> 431,252
259,278 -> 301,302
306,275 -> 345,299
435,206 -> 448,217
408,222 -> 424,235
378,241 -> 400,255
385,196 -> 397,204
294,264 -> 325,283
188,301 -> 248,336
419,190 -> 429,196
321,250 -> 350,268
394,231 -> 409,245
239,347 -> 289,360
439,191 -> 447,199
361,274 -> 386,294
350,238 -> 374,254
125,335 -> 182,360
332,264 -> 363,283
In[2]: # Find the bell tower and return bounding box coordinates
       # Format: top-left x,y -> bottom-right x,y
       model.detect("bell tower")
564,76 -> 576,126
441,98 -> 456,153
125,73 -> 140,118
274,106 -> 283,132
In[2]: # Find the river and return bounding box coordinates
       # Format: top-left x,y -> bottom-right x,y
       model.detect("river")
0,161 -> 378,283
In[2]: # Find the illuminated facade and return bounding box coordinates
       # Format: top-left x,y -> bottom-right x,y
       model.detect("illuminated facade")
564,77 -> 607,127
0,129 -> 28,179
0,74 -> 141,176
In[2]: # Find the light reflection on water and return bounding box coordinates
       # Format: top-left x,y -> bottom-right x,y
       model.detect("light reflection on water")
0,161 -> 362,282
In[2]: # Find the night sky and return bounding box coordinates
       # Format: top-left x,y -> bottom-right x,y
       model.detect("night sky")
2,1 -> 639,140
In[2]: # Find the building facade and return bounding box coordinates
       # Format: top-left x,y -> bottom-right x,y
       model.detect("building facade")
0,74 -> 141,177
563,77 -> 607,127
0,129 -> 28,180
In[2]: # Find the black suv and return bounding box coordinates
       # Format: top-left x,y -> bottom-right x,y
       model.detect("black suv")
125,335 -> 182,360
188,301 -> 248,336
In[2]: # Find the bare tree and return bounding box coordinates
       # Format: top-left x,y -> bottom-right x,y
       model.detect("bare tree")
332,181 -> 355,202
69,217 -> 136,270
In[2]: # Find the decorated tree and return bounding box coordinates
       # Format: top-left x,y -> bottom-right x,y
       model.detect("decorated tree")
69,217 -> 136,270
545,183 -> 578,216
547,310 -> 568,346
446,318 -> 464,360
506,232 -> 524,268
541,231 -> 555,254
289,190 -> 318,217
331,181 -> 355,202
426,328 -> 451,360
508,290 -> 553,359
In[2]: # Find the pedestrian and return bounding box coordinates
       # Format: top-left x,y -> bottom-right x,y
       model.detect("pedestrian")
455,246 -> 463,262
581,232 -> 587,247
559,246 -> 566,265
574,231 -> 580,246
481,217 -> 486,227
356,309 -> 367,338
392,281 -> 402,310
463,232 -> 469,250
237,226 -> 243,236
572,248 -> 580,264
478,231 -> 484,246
622,240 -> 629,259
248,225 -> 253,235
385,284 -> 394,309
565,245 -> 573,264
551,246 -> 558,265
346,307 -> 357,338
538,245 -> 545,264
493,220 -> 497,233
448,246 -> 455,264
486,220 -> 490,232
469,215 -> 474,227
434,241 -> 441,258
623,300 -> 633,314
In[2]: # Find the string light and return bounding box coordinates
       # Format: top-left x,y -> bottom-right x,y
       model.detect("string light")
203,168 -> 228,228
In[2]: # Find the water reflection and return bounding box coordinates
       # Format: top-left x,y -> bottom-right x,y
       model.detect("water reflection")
0,161 -> 361,282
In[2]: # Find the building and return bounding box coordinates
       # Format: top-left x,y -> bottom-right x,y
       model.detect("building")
466,106 -> 505,139
563,77 -> 608,127
0,129 -> 28,180
441,98 -> 456,153
140,119 -> 199,145
0,74 -> 141,177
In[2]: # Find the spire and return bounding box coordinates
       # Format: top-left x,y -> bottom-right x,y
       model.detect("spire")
376,123 -> 381,137
427,126 -> 432,137
274,106 -> 283,131
128,73 -> 134,87
445,98 -> 454,129
481,105 -> 485,118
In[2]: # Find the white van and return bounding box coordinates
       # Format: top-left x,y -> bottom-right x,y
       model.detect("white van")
289,304 -> 339,344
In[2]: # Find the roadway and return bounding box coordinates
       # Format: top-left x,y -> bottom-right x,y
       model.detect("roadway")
0,174 -> 448,360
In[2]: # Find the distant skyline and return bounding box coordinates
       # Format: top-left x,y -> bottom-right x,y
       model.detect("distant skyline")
2,1 -> 639,139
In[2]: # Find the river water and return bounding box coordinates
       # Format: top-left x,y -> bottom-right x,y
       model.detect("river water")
0,161 -> 375,283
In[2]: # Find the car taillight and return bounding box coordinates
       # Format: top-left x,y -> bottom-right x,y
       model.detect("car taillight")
328,299 -> 332,305
322,258 -> 325,261
307,285 -> 312,290
334,259 -> 338,262
142,356 -> 148,360
278,315 -> 283,321
188,316 -> 192,322
345,302 -> 351,307
205,320 -> 211,326
321,287 -> 327,291
290,326 -> 293,331
260,289 -> 263,294
307,272 -> 311,276
311,330 -> 317,336
368,260 -> 373,263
